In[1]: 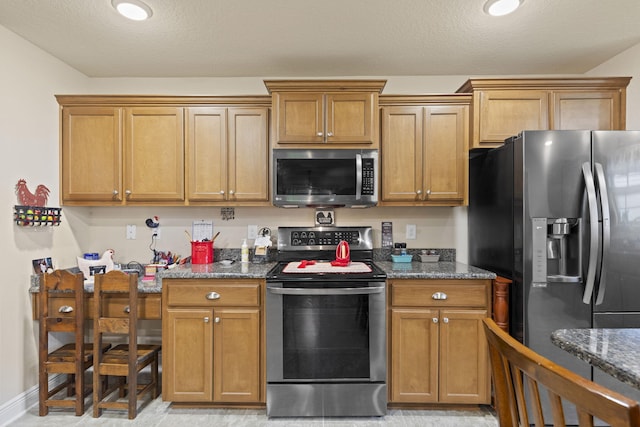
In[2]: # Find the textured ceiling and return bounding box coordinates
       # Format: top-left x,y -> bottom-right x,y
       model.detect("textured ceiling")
1,0 -> 640,78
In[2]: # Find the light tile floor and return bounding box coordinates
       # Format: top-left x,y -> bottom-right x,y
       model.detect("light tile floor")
9,399 -> 498,427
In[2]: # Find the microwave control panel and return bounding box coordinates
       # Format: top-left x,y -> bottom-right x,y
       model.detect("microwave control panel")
362,158 -> 375,195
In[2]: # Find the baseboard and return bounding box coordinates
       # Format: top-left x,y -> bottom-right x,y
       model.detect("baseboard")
0,375 -> 64,427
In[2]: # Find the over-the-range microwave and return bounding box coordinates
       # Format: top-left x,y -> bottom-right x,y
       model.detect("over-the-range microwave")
272,149 -> 378,208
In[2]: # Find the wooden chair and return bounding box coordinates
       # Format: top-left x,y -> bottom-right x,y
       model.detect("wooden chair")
38,269 -> 109,416
92,270 -> 161,419
483,318 -> 640,427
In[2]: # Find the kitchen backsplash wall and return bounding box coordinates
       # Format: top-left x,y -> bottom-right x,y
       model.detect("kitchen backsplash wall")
62,205 -> 467,268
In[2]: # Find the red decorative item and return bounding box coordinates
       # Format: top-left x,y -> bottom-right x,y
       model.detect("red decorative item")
331,240 -> 351,266
15,179 -> 50,207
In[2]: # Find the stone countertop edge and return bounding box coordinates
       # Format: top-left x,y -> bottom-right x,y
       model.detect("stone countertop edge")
551,328 -> 640,390
29,261 -> 496,293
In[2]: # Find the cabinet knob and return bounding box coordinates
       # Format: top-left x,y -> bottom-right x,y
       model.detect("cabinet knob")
112,190 -> 119,196
206,291 -> 221,300
124,306 -> 130,314
432,317 -> 439,324
220,190 -> 225,195
426,189 -> 432,195
204,317 -> 209,323
416,189 -> 422,195
443,317 -> 449,324
125,190 -> 132,196
327,132 -> 334,137
432,292 -> 448,300
215,317 -> 220,323
229,190 -> 235,195
58,305 -> 73,313
316,132 -> 323,137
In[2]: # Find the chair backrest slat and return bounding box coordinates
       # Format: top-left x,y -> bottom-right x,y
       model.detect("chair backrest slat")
483,318 -> 640,427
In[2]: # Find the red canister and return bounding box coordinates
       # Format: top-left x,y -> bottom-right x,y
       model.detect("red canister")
191,241 -> 213,264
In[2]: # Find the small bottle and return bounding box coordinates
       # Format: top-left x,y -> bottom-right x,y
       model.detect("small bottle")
241,239 -> 249,263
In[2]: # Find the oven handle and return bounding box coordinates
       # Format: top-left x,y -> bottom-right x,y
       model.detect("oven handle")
267,286 -> 384,296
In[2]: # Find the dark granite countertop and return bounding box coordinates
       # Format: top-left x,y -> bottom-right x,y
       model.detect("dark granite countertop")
29,260 -> 495,293
376,261 -> 496,280
551,328 -> 640,390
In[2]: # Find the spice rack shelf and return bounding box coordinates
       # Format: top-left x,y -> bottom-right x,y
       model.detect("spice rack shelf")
14,205 -> 62,226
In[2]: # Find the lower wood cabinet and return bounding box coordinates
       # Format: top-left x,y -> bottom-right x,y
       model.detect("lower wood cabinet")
162,279 -> 264,404
388,279 -> 491,405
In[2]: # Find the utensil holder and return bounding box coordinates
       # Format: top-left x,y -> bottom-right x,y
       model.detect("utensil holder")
191,241 -> 213,264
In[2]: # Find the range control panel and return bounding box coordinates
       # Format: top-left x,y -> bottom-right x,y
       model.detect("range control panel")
277,226 -> 373,251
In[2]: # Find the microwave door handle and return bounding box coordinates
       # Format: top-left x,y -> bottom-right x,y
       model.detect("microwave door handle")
267,286 -> 384,296
594,162 -> 610,305
355,154 -> 362,200
582,162 -> 599,304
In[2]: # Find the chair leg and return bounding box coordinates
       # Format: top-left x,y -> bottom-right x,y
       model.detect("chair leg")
74,371 -> 84,416
93,371 -> 102,418
152,355 -> 159,399
38,369 -> 48,416
128,372 -> 137,419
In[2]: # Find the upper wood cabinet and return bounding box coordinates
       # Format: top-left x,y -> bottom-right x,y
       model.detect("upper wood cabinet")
124,107 -> 185,202
186,107 -> 269,204
456,77 -> 631,149
60,104 -> 184,204
56,95 -> 271,206
379,95 -> 470,206
264,80 -> 386,148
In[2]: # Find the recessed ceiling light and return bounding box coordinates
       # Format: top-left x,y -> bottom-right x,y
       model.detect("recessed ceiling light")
484,0 -> 523,17
111,0 -> 153,21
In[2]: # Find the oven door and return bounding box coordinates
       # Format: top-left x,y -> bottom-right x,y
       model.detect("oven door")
266,280 -> 386,383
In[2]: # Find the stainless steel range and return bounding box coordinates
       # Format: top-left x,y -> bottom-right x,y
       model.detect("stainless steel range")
265,226 -> 387,417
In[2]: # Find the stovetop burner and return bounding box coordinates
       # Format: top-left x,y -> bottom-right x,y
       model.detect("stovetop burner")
266,226 -> 386,282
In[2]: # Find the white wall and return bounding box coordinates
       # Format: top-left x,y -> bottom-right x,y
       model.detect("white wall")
3,20 -> 640,419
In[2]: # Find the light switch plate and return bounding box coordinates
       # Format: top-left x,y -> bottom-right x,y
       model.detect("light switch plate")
248,225 -> 258,239
126,224 -> 136,240
406,224 -> 417,240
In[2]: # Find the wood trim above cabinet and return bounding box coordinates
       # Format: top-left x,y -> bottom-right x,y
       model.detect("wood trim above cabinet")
55,95 -> 272,107
264,80 -> 387,93
455,77 -> 632,92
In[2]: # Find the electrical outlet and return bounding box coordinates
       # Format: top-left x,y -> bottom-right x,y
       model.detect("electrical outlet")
406,224 -> 417,240
248,225 -> 258,239
153,226 -> 161,240
126,224 -> 136,240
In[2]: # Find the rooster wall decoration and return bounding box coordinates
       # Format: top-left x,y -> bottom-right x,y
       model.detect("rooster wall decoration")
15,179 -> 50,207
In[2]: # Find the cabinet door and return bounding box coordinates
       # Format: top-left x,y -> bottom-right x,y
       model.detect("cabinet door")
424,105 -> 467,202
213,308 -> 261,403
273,93 -> 324,143
381,106 -> 423,202
163,308 -> 213,401
552,90 -> 622,130
124,107 -> 185,202
390,308 -> 439,403
477,90 -> 549,147
326,93 -> 376,144
439,309 -> 490,404
228,108 -> 269,202
186,107 -> 227,201
61,107 -> 122,202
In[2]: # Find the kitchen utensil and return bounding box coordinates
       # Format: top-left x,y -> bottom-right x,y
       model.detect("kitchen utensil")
212,231 -> 220,242
184,230 -> 192,242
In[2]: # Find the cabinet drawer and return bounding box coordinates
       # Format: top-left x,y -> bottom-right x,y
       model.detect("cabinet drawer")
165,280 -> 261,307
46,296 -> 84,318
390,280 -> 488,308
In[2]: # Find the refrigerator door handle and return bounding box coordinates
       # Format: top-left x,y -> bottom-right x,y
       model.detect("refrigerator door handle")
582,162 -> 599,304
594,163 -> 610,305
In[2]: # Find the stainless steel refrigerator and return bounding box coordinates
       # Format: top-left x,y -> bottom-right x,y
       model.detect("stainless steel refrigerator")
469,130 -> 640,415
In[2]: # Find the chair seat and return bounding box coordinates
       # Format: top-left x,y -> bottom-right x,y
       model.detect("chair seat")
46,343 -> 111,364
102,344 -> 161,363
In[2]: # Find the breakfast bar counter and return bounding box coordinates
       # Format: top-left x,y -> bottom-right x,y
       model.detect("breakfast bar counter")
551,328 -> 640,390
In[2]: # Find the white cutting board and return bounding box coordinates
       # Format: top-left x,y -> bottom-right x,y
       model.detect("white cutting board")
282,261 -> 372,274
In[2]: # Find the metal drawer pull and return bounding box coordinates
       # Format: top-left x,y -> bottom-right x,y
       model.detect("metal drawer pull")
204,317 -> 209,323
124,306 -> 130,314
432,292 -> 448,300
206,292 -> 221,300
432,317 -> 439,324
215,317 -> 220,323
58,305 -> 73,313
443,317 -> 449,324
